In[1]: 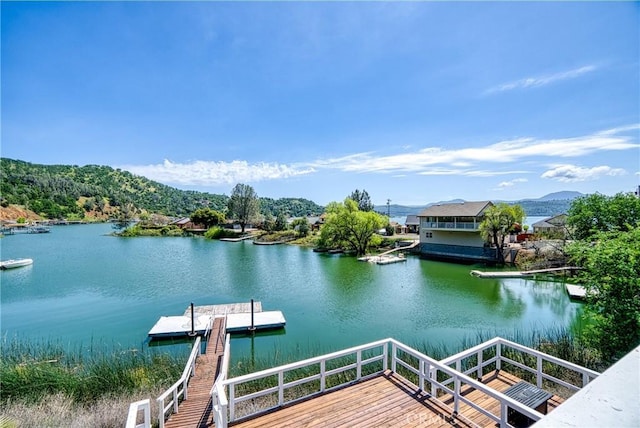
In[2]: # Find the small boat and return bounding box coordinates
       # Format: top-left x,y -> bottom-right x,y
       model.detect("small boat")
0,258 -> 34,269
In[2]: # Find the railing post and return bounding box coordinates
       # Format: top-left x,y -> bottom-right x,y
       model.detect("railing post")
157,398 -> 164,428
320,360 -> 326,392
477,350 -> 483,380
143,400 -> 151,428
383,342 -> 388,371
583,372 -> 589,387
357,350 -> 362,380
496,342 -> 502,371
229,383 -> 235,422
453,374 -> 461,415
499,401 -> 508,428
536,355 -> 543,388
183,376 -> 189,401
391,343 -> 397,373
419,359 -> 425,391
278,371 -> 284,405
219,402 -> 228,428
430,365 -> 437,397
173,389 -> 179,413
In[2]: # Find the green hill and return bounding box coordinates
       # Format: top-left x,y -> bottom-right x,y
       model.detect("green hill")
0,158 -> 323,220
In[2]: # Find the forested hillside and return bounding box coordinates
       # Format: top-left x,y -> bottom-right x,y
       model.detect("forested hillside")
0,158 -> 323,220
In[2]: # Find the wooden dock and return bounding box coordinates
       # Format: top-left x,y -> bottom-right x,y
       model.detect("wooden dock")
231,370 -> 564,428
471,266 -> 582,278
163,317 -> 226,428
565,283 -> 587,300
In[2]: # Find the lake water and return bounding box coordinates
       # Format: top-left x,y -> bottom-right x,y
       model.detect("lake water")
1,224 -> 582,361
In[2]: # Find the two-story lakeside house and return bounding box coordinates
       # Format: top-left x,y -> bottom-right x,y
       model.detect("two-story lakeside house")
418,200 -> 497,263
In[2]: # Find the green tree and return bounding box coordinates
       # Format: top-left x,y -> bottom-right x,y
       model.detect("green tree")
348,189 -> 374,212
320,199 -> 387,256
262,213 -> 275,232
567,192 -> 640,240
274,212 -> 288,231
479,203 -> 525,264
567,227 -> 640,361
190,208 -> 225,228
227,183 -> 260,234
291,218 -> 310,237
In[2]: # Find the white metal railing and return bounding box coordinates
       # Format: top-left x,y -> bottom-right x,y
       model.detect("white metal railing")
155,335 -> 202,428
125,399 -> 151,428
439,337 -> 600,392
212,339 -> 389,427
389,338 -> 547,427
427,222 -> 478,230
210,338 -> 596,428
210,333 -> 232,428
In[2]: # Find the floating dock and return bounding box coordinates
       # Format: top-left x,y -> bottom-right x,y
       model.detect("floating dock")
226,311 -> 287,333
358,254 -> 407,265
565,283 -> 587,300
148,315 -> 213,338
148,301 -> 286,339
470,266 -> 583,278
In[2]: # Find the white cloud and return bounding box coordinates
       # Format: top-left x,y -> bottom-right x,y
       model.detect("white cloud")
309,125 -> 638,175
485,65 -> 597,94
498,178 -> 529,188
118,125 -> 638,187
121,159 -> 315,187
541,164 -> 627,182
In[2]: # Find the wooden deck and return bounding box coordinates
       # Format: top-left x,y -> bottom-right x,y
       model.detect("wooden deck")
230,371 -> 564,428
164,317 -> 226,428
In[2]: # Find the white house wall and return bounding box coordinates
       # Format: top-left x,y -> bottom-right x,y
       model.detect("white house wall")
423,230 -> 485,247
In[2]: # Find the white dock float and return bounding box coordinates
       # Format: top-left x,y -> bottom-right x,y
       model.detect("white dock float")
147,315 -> 212,338
226,311 -> 286,333
566,283 -> 587,300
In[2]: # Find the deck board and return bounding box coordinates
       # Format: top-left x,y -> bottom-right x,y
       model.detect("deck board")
230,370 -> 565,428
164,317 -> 226,428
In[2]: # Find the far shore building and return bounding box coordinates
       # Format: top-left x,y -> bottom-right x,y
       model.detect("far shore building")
417,201 -> 496,263
404,215 -> 420,234
532,214 -> 568,236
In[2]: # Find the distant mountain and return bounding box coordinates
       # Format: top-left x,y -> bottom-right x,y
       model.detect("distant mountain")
526,191 -> 584,201
376,192 -> 584,218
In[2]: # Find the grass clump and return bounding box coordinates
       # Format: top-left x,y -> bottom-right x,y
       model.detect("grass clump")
0,338 -> 186,426
204,226 -> 241,239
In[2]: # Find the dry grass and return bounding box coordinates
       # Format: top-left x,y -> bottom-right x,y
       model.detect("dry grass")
0,388 -> 163,428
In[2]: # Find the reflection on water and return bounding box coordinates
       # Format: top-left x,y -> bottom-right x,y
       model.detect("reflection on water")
1,224 -> 583,362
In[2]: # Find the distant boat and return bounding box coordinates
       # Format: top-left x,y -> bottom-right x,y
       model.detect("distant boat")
28,226 -> 50,234
0,258 -> 34,269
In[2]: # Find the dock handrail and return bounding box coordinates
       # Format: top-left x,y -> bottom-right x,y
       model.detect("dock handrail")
210,337 -> 599,428
125,399 -> 151,428
439,337 -> 600,392
156,335 -> 202,428
210,332 -> 232,428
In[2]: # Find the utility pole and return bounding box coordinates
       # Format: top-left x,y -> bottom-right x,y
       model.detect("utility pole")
387,199 -> 391,217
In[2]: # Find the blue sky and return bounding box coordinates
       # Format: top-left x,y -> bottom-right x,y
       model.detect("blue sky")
2,2 -> 638,206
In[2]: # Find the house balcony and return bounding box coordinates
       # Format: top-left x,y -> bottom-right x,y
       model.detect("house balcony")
423,222 -> 479,231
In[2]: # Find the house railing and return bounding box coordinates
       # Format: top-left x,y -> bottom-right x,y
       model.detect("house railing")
210,338 -> 597,428
155,334 -> 203,428
439,337 -> 600,392
425,222 -> 478,230
210,333 -> 232,428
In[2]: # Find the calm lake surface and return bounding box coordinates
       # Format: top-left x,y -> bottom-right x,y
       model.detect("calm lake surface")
1,224 -> 582,361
